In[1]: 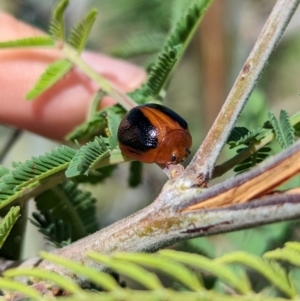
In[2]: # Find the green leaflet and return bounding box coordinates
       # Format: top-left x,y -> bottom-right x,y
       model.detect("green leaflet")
68,9 -> 98,53
268,110 -> 295,149
141,45 -> 182,99
159,250 -> 251,295
4,268 -> 82,295
65,137 -> 110,178
0,145 -> 76,210
0,36 -> 55,48
113,253 -> 203,291
104,107 -> 123,150
89,252 -> 164,290
227,127 -> 263,148
166,2 -> 207,49
0,278 -> 41,299
0,166 -> 10,177
0,206 -> 20,248
31,181 -> 98,246
265,247 -> 300,268
49,0 -> 69,41
30,211 -> 72,247
217,251 -> 297,298
40,252 -> 121,291
128,1 -> 212,104
26,59 -> 73,100
233,146 -> 271,174
226,126 -> 271,174
129,45 -> 180,104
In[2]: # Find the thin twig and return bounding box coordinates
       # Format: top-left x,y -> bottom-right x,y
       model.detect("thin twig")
183,0 -> 300,185
62,44 -> 137,110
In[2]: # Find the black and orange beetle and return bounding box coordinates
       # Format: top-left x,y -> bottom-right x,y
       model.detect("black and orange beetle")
117,103 -> 192,166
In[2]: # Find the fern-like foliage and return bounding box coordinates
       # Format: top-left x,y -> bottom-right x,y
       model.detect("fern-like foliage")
217,251 -> 297,297
265,241 -> 300,267
0,36 -> 55,48
0,146 -> 76,210
30,181 -> 98,247
0,166 -> 10,177
268,110 -> 295,149
227,127 -> 271,174
140,45 -> 182,99
227,127 -> 262,148
128,1 -> 211,104
68,9 -> 98,53
5,245 -> 300,300
30,210 -> 71,248
104,107 -> 123,149
65,137 -> 110,178
49,0 -> 69,41
26,59 -> 73,100
0,206 -> 20,248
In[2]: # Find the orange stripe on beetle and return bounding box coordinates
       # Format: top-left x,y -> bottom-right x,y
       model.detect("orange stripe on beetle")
117,103 -> 192,166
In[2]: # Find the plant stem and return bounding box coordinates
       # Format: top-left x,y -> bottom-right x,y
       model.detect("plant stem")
183,0 -> 300,185
62,44 -> 137,110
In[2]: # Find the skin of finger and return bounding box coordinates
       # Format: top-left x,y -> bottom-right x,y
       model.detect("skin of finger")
0,12 -> 146,140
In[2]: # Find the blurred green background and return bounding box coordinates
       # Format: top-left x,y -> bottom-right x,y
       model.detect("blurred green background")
1,0 -> 300,289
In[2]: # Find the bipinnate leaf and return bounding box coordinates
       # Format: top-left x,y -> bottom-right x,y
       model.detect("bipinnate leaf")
30,211 -> 72,247
0,206 -> 20,248
32,180 -> 98,246
128,1 -> 211,104
268,110 -> 295,149
26,59 -> 73,100
65,137 -> 110,177
142,45 -> 182,98
68,9 -> 98,53
49,0 -> 69,41
0,36 -> 55,48
0,145 -> 76,210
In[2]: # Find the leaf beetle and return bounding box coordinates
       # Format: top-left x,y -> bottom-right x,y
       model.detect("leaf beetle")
117,103 -> 192,166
